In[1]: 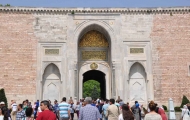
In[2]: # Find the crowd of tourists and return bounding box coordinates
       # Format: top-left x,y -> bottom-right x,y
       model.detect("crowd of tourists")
0,97 -> 190,120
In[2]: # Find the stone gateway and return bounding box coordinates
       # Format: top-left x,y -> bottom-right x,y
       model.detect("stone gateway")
0,6 -> 190,106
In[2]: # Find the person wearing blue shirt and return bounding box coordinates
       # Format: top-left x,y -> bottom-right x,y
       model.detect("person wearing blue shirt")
102,99 -> 109,120
58,97 -> 70,120
53,100 -> 59,120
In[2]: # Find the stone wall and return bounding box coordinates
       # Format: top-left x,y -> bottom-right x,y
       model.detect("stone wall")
0,13 -> 37,103
151,14 -> 190,106
0,7 -> 190,106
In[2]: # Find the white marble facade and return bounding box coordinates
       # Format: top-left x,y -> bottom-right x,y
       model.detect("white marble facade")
34,10 -> 154,105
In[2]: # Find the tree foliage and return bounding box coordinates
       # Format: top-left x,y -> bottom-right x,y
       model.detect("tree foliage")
83,80 -> 100,99
0,4 -> 11,6
0,89 -> 8,107
180,95 -> 190,108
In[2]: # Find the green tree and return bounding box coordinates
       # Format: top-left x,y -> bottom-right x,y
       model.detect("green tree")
83,80 -> 100,99
180,95 -> 190,108
5,4 -> 10,6
0,89 -> 8,107
91,86 -> 100,100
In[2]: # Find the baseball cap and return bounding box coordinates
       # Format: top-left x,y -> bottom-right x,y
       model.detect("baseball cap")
0,102 -> 5,104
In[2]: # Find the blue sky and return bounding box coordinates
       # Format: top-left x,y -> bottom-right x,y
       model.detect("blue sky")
0,0 -> 190,8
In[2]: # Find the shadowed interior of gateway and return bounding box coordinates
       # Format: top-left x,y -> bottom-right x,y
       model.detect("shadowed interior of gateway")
83,70 -> 106,100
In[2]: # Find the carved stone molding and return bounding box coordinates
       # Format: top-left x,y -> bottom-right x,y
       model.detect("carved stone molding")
0,7 -> 189,14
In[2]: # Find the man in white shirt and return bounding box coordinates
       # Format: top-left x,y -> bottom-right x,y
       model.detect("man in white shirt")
11,101 -> 17,120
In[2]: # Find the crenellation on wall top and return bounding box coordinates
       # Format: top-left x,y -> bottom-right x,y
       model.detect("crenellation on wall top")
0,6 -> 190,14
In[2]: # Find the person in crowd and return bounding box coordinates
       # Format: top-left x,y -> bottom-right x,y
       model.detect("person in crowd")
58,97 -> 70,120
32,102 -> 36,110
0,107 -> 4,120
78,99 -> 83,111
126,102 -> 131,110
144,101 -> 162,120
119,99 -> 124,107
118,104 -> 134,120
69,101 -> 75,120
0,102 -> 10,120
53,100 -> 59,120
32,102 -> 36,118
79,97 -> 101,120
102,99 -> 109,120
91,100 -> 96,106
34,100 -> 39,119
82,102 -> 85,107
36,100 -> 56,120
23,101 -> 28,111
16,104 -> 25,120
106,98 -> 120,120
140,104 -> 146,120
181,105 -> 190,120
48,100 -> 53,111
155,103 -> 167,120
131,101 -> 141,120
75,102 -> 80,119
97,102 -> 103,113
36,105 -> 42,119
25,107 -> 33,120
11,100 -> 17,120
115,100 -> 120,108
25,100 -> 30,108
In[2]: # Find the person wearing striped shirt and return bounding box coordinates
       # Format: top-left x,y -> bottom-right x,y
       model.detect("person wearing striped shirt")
58,97 -> 70,120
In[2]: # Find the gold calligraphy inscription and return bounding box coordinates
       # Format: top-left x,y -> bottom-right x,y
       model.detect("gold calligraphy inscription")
130,48 -> 144,54
79,30 -> 109,47
45,49 -> 59,55
82,51 -> 106,60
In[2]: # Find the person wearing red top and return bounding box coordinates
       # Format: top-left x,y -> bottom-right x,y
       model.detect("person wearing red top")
36,100 -> 56,120
158,107 -> 167,120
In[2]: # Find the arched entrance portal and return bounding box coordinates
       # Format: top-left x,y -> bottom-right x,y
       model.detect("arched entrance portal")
83,70 -> 106,100
78,25 -> 112,100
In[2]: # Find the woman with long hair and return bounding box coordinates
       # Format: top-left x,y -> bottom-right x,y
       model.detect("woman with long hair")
144,101 -> 162,120
118,104 -> 134,120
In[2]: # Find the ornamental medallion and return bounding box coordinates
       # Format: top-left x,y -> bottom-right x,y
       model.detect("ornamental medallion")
90,63 -> 98,70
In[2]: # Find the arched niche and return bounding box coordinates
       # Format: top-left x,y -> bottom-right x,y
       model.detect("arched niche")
129,62 -> 147,103
42,63 -> 61,102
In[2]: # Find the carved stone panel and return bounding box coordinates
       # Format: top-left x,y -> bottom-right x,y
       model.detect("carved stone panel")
45,49 -> 59,55
43,80 -> 60,102
82,51 -> 107,61
130,48 -> 144,54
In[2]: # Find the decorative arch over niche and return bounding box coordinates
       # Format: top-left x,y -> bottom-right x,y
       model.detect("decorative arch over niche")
42,62 -> 61,75
128,61 -> 147,75
42,63 -> 61,80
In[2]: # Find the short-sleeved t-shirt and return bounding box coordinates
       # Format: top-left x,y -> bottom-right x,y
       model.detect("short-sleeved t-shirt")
11,103 -> 17,111
36,110 -> 56,120
58,102 -> 70,118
